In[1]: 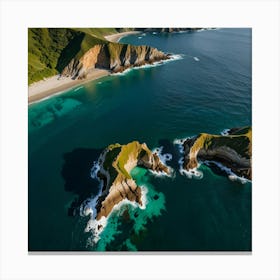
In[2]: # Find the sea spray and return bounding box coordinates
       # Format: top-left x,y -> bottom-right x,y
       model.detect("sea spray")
80,153 -> 167,250
174,137 -> 203,179
151,146 -> 174,178
84,167 -> 165,250
111,54 -> 184,76
173,136 -> 250,184
220,128 -> 230,136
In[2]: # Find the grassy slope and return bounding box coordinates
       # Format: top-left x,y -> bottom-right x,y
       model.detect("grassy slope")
102,141 -> 151,185
191,126 -> 252,159
28,28 -> 120,85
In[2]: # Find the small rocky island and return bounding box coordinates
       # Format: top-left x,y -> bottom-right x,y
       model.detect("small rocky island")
182,127 -> 252,180
94,141 -> 170,220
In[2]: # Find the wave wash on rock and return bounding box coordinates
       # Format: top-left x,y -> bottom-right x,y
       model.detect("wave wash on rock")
182,127 -> 252,180
61,42 -> 170,79
80,141 -> 171,244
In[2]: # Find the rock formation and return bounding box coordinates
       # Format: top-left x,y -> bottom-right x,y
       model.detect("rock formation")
182,127 -> 252,180
61,42 -> 170,79
94,141 -> 170,220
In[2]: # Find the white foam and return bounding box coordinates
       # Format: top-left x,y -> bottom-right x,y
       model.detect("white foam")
204,160 -> 250,184
221,128 -> 230,136
152,32 -> 157,35
193,56 -> 200,61
151,146 -> 174,177
174,136 -> 203,179
90,160 -> 101,180
81,168 -> 148,244
110,54 -> 183,77
169,54 -> 184,61
138,36 -> 142,39
196,28 -> 217,33
74,86 -> 83,91
180,167 -> 203,179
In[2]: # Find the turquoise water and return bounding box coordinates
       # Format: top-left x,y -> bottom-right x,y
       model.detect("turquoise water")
28,28 -> 251,251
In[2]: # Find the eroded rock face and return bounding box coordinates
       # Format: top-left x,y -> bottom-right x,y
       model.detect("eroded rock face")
61,43 -> 170,79
182,127 -> 252,180
95,141 -> 170,220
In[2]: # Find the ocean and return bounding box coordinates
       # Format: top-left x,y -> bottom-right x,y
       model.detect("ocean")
28,28 -> 252,251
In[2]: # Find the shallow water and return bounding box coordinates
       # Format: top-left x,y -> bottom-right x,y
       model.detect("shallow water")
28,28 -> 251,251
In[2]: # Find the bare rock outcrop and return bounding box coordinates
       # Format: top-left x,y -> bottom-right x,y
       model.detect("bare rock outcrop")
94,141 -> 170,220
182,127 -> 252,180
61,42 -> 170,79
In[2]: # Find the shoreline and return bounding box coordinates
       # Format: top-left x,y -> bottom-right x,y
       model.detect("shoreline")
28,69 -> 110,105
104,31 -> 141,42
28,30 -> 141,105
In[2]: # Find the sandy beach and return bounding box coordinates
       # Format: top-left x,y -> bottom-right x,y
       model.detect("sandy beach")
104,31 -> 141,42
28,31 -> 141,105
28,69 -> 110,104
28,31 -> 140,104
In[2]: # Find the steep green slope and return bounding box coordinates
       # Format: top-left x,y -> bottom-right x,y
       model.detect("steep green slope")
28,28 -> 117,84
183,127 -> 252,179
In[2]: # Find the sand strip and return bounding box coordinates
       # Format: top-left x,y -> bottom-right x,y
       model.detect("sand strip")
104,31 -> 141,42
28,69 -> 110,104
28,31 -> 141,105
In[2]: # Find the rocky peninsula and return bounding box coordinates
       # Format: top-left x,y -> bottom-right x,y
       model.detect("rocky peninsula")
28,28 -> 171,103
93,141 -> 170,220
182,127 -> 252,180
61,43 -> 170,79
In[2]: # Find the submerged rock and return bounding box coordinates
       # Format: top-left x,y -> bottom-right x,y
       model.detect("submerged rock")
182,127 -> 252,180
94,141 -> 170,220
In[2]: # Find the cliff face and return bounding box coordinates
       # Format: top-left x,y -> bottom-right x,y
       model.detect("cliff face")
61,42 -> 170,79
183,127 -> 252,179
95,141 -> 170,220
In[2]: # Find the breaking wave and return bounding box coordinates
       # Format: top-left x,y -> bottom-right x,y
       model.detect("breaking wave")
220,128 -> 230,136
151,146 -> 174,177
111,54 -> 184,76
79,159 -> 166,250
173,137 -> 203,179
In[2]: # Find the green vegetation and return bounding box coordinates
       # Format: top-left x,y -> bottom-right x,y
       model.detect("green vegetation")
116,141 -> 139,179
28,28 -> 120,85
74,28 -> 119,39
102,141 -> 152,185
191,126 -> 252,159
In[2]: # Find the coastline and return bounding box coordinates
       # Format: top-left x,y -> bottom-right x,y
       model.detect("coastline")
104,31 -> 141,42
28,30 -> 141,105
28,69 -> 109,104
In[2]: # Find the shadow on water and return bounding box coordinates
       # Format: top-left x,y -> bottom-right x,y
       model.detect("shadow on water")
158,138 -> 181,170
61,147 -> 103,217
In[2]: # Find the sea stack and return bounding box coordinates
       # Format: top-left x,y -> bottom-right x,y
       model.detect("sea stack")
94,141 -> 170,220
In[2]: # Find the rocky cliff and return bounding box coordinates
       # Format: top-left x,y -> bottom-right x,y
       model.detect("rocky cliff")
182,127 -> 252,179
94,141 -> 170,220
61,42 -> 170,79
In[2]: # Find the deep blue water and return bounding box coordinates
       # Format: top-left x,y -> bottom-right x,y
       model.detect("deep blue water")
28,28 -> 251,251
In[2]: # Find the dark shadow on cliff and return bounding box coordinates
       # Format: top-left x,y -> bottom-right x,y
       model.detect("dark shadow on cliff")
61,147 -> 103,216
56,32 -> 85,73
